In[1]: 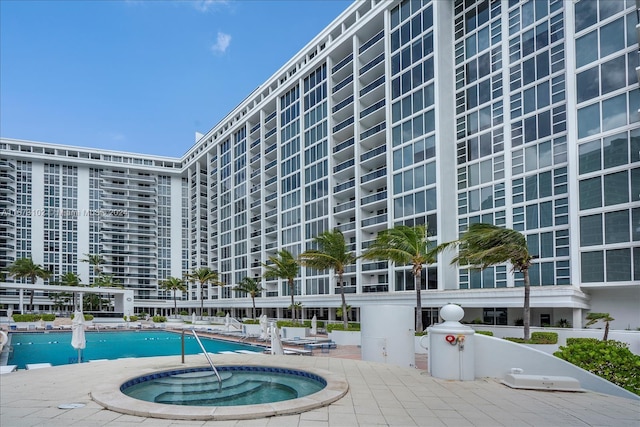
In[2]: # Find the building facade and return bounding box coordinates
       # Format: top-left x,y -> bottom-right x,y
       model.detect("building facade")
1,0 -> 639,329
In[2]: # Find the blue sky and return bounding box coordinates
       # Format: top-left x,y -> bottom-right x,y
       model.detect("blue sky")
0,0 -> 352,157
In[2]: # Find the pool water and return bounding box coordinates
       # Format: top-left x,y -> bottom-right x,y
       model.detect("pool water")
121,366 -> 326,406
7,331 -> 264,369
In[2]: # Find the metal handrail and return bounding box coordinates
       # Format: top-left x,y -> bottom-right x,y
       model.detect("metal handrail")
191,330 -> 222,390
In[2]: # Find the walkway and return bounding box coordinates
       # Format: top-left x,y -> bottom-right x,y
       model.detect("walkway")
1,351 -> 638,426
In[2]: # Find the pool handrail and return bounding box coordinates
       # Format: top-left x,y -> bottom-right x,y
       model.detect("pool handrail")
191,330 -> 222,391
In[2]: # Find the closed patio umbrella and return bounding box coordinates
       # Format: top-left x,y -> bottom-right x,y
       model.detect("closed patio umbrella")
71,311 -> 86,364
259,314 -> 268,340
270,323 -> 284,355
311,315 -> 317,336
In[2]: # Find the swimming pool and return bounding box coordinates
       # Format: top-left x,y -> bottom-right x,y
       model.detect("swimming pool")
7,331 -> 264,369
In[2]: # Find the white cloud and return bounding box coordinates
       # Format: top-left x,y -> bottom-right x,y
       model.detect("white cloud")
194,0 -> 229,12
211,32 -> 231,54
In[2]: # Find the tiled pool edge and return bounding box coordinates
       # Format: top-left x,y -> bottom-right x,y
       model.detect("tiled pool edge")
91,361 -> 349,421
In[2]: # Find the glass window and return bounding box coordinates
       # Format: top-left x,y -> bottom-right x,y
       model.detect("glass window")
633,207 -> 640,241
632,168 -> 639,202
606,248 -> 631,281
579,177 -> 602,210
605,210 -> 629,243
426,161 -> 436,185
600,18 -> 625,58
578,103 -> 600,139
522,57 -> 536,85
601,56 -> 626,95
581,251 -> 604,282
540,232 -> 554,257
574,1 -> 598,32
576,32 -> 598,68
576,66 -> 599,103
539,171 -> 552,197
526,204 -> 538,229
599,0 -> 624,21
604,171 -> 629,206
579,140 -> 601,174
632,129 -> 640,163
603,132 -> 628,168
540,201 -> 553,227
635,247 -> 640,281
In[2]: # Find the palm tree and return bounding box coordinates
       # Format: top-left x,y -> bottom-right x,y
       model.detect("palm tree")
299,229 -> 358,330
262,250 -> 300,322
93,274 -> 118,312
159,277 -> 187,318
362,225 -> 435,332
586,312 -> 615,341
185,267 -> 221,319
233,277 -> 264,320
6,258 -> 52,312
81,253 -> 105,283
336,304 -> 351,321
59,271 -> 82,310
434,223 -> 534,340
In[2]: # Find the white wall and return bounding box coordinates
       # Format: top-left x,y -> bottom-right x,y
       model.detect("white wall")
474,334 -> 639,401
582,287 -> 640,330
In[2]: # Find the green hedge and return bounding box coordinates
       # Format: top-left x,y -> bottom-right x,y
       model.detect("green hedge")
326,322 -> 360,332
152,315 -> 166,323
12,314 -> 42,322
530,331 -> 558,344
504,332 -> 557,344
475,330 -> 494,336
554,340 -> 640,396
566,337 -> 599,346
243,319 -> 260,324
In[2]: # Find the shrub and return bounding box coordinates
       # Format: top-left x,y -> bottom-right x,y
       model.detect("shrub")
554,340 -> 640,396
179,310 -> 189,316
41,314 -> 56,321
504,332 -> 557,344
216,310 -> 226,317
276,320 -> 304,328
83,314 -> 94,320
129,315 -> 139,322
475,330 -> 493,336
530,331 -> 558,344
152,315 -> 167,323
415,331 -> 428,336
301,319 -> 326,328
326,322 -> 360,332
12,314 -> 41,322
566,337 -> 599,346
243,319 -> 260,324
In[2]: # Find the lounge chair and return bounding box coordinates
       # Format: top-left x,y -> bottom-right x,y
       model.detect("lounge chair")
0,365 -> 17,374
26,363 -> 52,370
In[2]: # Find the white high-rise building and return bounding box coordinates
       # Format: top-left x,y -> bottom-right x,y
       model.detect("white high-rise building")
2,0 -> 639,329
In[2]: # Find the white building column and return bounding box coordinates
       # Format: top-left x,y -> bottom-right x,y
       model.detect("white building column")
572,307 -> 583,329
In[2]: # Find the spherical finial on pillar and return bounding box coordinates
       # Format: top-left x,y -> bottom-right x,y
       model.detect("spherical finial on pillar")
440,304 -> 464,322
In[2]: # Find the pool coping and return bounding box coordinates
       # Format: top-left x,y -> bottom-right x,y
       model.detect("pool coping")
91,359 -> 349,420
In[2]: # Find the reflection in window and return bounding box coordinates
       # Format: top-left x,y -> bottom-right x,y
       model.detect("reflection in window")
581,251 -> 604,282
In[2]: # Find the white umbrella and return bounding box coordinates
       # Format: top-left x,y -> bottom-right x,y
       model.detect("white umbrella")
311,315 -> 317,336
259,314 -> 268,340
71,310 -> 86,364
224,313 -> 230,331
191,312 -> 196,324
270,323 -> 284,355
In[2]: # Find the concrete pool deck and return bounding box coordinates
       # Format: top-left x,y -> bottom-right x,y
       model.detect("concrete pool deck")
1,351 -> 639,426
